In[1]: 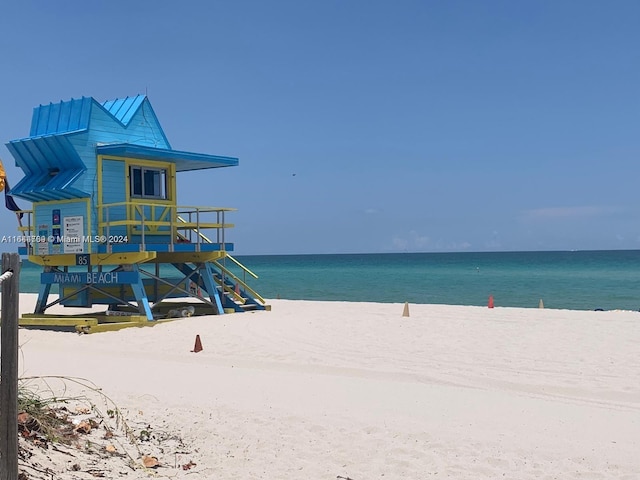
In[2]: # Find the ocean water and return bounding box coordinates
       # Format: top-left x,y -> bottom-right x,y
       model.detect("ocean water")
16,250 -> 640,311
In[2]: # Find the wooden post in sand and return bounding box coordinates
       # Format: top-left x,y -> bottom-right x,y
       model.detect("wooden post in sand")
0,253 -> 20,480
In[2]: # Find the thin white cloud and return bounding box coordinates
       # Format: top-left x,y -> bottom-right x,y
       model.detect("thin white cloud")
392,236 -> 409,250
521,206 -> 621,220
391,231 -> 429,251
409,230 -> 430,248
484,239 -> 502,249
390,232 -> 471,251
447,241 -> 472,250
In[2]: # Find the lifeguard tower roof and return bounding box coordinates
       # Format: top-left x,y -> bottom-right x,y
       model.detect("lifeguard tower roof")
7,94 -> 238,202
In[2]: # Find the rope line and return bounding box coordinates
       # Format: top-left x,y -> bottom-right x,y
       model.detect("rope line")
0,269 -> 14,285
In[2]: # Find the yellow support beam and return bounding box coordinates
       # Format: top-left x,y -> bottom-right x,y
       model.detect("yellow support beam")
154,251 -> 225,264
174,222 -> 234,230
28,251 -> 157,266
177,215 -> 213,243
19,316 -> 99,328
19,313 -> 176,334
77,322 -> 148,334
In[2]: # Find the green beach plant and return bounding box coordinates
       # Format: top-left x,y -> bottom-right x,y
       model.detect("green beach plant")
16,375 -> 142,471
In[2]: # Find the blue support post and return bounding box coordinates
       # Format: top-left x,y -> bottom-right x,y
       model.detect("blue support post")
35,282 -> 52,314
129,264 -> 153,320
202,262 -> 224,314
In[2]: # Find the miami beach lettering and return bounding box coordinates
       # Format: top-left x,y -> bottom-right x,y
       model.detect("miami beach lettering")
51,272 -> 120,284
41,270 -> 138,285
40,271 -> 140,285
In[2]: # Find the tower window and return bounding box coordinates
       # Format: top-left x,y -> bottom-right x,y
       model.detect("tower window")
129,166 -> 167,199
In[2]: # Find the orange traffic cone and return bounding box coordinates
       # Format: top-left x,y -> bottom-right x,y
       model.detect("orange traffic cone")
488,295 -> 494,309
191,335 -> 203,353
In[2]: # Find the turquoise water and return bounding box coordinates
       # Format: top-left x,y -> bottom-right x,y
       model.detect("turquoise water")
16,250 -> 640,311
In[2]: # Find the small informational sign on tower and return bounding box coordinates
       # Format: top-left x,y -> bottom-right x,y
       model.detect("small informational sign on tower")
63,216 -> 84,253
37,224 -> 49,255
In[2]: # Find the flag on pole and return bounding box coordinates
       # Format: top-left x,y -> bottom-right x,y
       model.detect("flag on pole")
0,157 -> 6,193
4,180 -> 23,217
0,158 -> 23,218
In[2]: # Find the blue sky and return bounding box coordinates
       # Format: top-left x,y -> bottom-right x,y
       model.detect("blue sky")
1,0 -> 639,255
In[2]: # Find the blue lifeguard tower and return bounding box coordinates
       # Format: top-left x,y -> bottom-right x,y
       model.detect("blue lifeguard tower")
6,95 -> 267,331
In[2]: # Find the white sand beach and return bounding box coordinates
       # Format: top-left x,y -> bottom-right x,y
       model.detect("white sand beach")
11,294 -> 640,479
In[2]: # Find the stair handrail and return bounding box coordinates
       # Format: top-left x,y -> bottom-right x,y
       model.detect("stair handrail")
213,258 -> 265,304
217,280 -> 247,304
223,253 -> 259,279
176,215 -> 212,243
